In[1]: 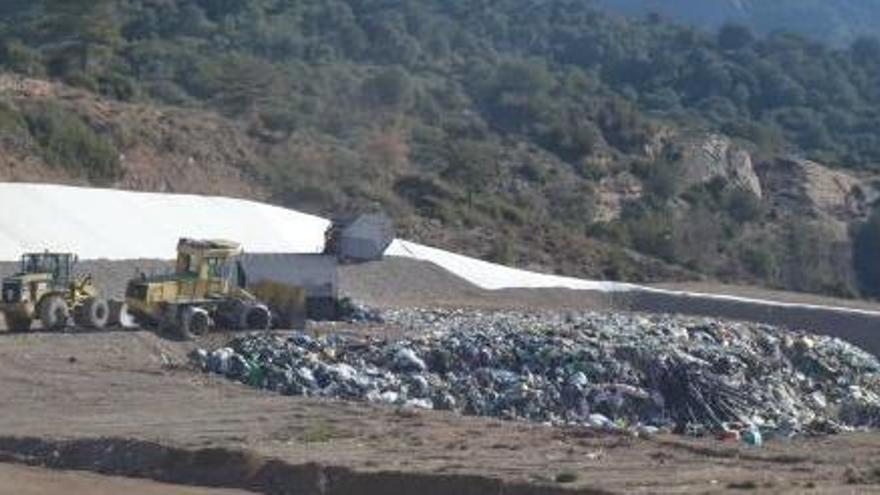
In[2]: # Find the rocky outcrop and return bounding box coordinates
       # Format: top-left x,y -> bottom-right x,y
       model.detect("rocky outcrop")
758,157 -> 880,224
595,171 -> 643,223
593,133 -> 760,222
0,73 -> 54,98
677,133 -> 762,197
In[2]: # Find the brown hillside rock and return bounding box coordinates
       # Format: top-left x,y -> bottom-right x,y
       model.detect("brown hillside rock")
0,73 -> 54,99
758,157 -> 879,224
595,171 -> 643,223
678,133 -> 762,197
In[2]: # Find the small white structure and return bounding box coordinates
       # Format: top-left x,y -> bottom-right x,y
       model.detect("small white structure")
325,213 -> 394,262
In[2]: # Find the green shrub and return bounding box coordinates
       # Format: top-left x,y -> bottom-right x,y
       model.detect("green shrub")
739,244 -> 778,280
724,188 -> 763,223
97,72 -> 137,101
0,39 -> 44,76
626,211 -> 675,261
0,101 -> 25,131
0,102 -> 31,151
394,175 -> 459,218
22,102 -> 121,183
644,160 -> 683,199
62,71 -> 100,92
550,184 -> 597,227
487,236 -> 516,265
361,66 -> 414,109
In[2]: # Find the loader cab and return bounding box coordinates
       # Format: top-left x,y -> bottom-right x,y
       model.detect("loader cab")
19,252 -> 76,288
175,238 -> 244,295
2,252 -> 76,305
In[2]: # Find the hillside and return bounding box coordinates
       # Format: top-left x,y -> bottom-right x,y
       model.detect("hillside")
1,0 -> 880,299
596,0 -> 880,47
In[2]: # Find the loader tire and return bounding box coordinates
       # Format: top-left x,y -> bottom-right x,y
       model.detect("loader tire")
242,304 -> 271,331
108,300 -> 135,328
40,296 -> 69,331
5,314 -> 32,332
179,306 -> 211,340
76,298 -> 109,329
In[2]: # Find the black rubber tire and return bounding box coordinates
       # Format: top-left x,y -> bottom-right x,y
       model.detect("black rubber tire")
5,314 -> 32,332
179,307 -> 211,340
108,300 -> 135,328
40,296 -> 69,331
77,298 -> 110,329
243,305 -> 271,331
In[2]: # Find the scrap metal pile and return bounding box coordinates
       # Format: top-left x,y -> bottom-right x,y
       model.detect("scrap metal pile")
195,309 -> 880,438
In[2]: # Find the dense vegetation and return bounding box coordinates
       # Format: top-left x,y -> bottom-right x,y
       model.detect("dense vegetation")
1,0 -> 879,297
597,0 -> 880,47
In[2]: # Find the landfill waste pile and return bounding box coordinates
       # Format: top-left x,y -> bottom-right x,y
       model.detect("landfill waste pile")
336,298 -> 385,323
194,309 -> 880,440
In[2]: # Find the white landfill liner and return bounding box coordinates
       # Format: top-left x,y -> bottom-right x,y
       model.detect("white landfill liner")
0,183 -> 329,259
385,239 -> 631,292
2,182 -> 880,320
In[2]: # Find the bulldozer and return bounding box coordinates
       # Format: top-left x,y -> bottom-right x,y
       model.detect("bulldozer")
125,238 -> 305,339
1,252 -> 110,332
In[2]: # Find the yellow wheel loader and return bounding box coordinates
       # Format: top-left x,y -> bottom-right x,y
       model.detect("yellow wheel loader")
125,238 -> 305,340
1,252 -> 110,332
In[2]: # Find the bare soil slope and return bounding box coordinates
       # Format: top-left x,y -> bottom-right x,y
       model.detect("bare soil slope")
0,76 -> 266,199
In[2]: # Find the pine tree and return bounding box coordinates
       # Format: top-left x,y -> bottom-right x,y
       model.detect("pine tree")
43,0 -> 121,72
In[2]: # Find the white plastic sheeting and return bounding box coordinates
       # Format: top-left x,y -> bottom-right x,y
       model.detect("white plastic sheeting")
386,239 -> 880,316
2,183 -> 880,319
0,183 -> 329,260
0,183 -> 633,290
386,239 -> 633,292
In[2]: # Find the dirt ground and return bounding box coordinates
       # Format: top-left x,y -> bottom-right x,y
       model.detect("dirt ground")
4,257 -> 880,493
0,464 -> 255,495
1,329 -> 880,494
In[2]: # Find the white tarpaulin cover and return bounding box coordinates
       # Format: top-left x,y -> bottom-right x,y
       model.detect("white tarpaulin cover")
385,239 -> 630,292
3,183 -> 880,318
0,183 -> 329,260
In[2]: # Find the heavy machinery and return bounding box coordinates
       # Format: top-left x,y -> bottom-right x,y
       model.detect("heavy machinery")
0,252 -> 110,332
125,238 -> 303,339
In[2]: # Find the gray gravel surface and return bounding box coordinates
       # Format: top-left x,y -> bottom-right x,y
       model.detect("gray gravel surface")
338,257 -> 614,310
